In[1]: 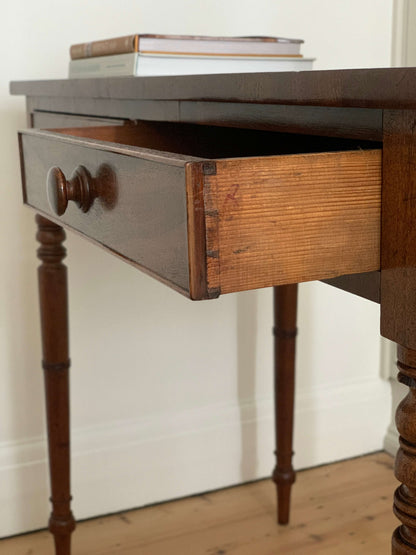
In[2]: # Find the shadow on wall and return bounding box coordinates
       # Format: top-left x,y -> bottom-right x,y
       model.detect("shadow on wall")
237,290 -> 259,481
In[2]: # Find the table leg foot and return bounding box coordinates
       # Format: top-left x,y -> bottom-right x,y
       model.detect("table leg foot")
36,215 -> 75,554
393,527 -> 416,554
51,520 -> 75,555
272,284 -> 298,525
392,345 -> 416,554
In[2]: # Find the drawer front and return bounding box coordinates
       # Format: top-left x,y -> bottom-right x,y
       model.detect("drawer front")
19,130 -> 196,295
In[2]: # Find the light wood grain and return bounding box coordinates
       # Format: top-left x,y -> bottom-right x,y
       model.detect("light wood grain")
1,452 -> 396,554
206,149 -> 381,294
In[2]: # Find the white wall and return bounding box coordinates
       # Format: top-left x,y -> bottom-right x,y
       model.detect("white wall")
1,0 -> 393,537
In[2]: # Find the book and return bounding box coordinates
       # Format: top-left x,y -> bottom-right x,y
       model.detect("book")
70,33 -> 304,60
68,52 -> 314,79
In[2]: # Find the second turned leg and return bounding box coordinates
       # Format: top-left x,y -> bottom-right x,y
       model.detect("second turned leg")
272,284 -> 298,525
36,215 -> 75,555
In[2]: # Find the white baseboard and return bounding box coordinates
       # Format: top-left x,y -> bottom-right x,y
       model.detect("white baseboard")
0,376 -> 389,538
384,424 -> 399,456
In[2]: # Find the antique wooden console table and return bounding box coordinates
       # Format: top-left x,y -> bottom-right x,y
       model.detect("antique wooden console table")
10,68 -> 416,554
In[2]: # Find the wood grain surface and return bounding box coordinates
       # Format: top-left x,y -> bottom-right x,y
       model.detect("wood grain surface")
178,102 -> 383,141
36,216 -> 75,555
11,67 -> 416,108
206,149 -> 381,294
1,452 -> 396,555
273,284 -> 298,524
28,100 -> 383,141
381,110 -> 416,349
392,346 -> 416,553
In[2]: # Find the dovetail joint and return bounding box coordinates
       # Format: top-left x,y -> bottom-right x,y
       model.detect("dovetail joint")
207,250 -> 219,259
205,209 -> 219,217
202,161 -> 217,175
207,287 -> 221,299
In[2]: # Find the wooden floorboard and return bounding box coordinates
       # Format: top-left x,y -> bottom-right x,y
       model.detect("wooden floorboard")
1,452 -> 397,554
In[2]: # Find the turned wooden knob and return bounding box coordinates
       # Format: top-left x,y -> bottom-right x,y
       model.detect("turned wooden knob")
47,165 -> 94,216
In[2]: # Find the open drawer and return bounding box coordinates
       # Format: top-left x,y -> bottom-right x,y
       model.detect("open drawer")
18,121 -> 382,300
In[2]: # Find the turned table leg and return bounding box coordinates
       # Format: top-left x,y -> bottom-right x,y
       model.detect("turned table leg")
272,284 -> 298,525
392,346 -> 416,554
36,215 -> 75,555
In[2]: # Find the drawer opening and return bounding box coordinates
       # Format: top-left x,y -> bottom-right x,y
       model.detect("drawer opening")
50,119 -> 381,160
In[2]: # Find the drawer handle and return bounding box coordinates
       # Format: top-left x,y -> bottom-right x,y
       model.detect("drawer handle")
47,165 -> 94,216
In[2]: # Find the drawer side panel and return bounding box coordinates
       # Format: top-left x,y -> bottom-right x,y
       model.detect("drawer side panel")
208,149 -> 381,293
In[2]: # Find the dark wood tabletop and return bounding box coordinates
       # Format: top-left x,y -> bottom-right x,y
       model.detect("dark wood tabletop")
10,67 -> 416,108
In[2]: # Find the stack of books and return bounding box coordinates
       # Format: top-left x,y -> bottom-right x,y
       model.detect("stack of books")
68,33 -> 314,78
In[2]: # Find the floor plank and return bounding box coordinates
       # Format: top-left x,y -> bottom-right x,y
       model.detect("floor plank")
1,452 -> 397,554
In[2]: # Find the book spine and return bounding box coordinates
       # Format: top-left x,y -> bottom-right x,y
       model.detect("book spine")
70,35 -> 138,59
